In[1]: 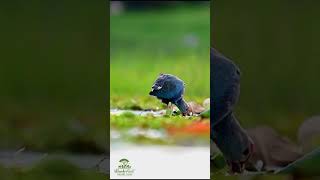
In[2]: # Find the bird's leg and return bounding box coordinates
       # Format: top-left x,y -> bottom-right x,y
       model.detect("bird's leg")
166,102 -> 173,115
182,100 -> 194,116
186,102 -> 193,116
169,102 -> 174,114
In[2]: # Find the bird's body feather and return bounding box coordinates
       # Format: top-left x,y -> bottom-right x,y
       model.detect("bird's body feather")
150,74 -> 185,102
150,74 -> 189,115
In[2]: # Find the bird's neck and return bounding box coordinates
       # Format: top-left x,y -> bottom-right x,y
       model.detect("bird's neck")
174,97 -> 189,115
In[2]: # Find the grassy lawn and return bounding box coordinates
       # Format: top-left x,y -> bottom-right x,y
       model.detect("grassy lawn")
110,6 -> 210,109
110,5 -> 210,145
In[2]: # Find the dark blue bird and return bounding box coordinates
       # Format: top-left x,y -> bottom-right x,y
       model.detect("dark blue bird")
149,73 -> 191,116
211,47 -> 254,173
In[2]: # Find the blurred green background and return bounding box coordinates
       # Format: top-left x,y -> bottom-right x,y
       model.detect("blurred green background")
0,1 -> 107,178
212,0 -> 320,140
110,1 -> 210,150
110,2 -> 210,109
0,0 -> 107,152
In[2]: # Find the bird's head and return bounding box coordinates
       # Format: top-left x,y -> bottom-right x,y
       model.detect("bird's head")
149,84 -> 162,96
149,90 -> 155,96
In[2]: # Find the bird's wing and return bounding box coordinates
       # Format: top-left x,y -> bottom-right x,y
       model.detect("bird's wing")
151,74 -> 172,90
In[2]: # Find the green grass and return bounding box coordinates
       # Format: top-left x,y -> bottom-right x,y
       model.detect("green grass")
110,6 -> 210,109
111,112 -> 210,145
110,5 -> 210,147
111,112 -> 199,130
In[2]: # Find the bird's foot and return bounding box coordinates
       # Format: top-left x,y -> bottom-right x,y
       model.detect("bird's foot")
228,161 -> 245,174
182,104 -> 193,116
227,141 -> 255,174
166,103 -> 174,116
